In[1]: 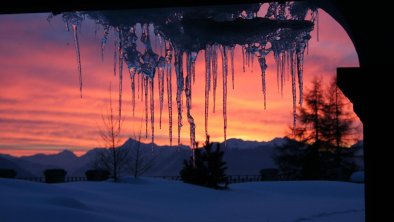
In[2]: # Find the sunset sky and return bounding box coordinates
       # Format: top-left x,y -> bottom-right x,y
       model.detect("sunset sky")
0,7 -> 362,156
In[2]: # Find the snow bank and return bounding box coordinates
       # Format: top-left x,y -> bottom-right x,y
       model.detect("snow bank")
350,171 -> 364,183
0,178 -> 364,222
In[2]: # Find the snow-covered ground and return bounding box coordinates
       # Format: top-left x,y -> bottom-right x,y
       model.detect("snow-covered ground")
0,178 -> 364,222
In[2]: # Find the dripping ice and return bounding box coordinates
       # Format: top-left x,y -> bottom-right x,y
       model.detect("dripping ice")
61,12 -> 84,98
57,2 -> 316,148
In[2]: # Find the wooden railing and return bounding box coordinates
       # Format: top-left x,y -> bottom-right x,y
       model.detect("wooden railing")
16,177 -> 87,183
14,175 -> 265,183
14,175 -> 267,184
151,175 -> 264,184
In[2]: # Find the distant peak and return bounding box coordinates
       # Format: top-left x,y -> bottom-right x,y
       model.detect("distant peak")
271,137 -> 289,143
58,149 -> 77,157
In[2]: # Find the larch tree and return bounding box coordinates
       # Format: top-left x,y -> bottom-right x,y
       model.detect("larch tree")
95,84 -> 130,182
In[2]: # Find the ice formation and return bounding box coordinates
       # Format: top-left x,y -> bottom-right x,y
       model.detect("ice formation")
57,2 -> 317,148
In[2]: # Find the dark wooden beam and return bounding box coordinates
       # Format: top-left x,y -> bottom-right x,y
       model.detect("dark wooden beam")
0,0 -> 280,15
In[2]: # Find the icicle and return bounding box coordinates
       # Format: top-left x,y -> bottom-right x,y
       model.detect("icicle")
251,49 -> 254,72
281,52 -> 285,96
212,45 -> 218,113
144,77 -> 149,138
113,39 -> 117,76
186,51 -> 197,108
158,69 -> 163,129
129,75 -> 135,117
221,46 -> 228,147
290,52 -> 297,133
64,20 -> 70,32
71,24 -> 83,98
118,34 -> 123,130
204,45 -> 211,137
160,36 -> 164,57
166,63 -> 173,146
296,31 -> 309,107
316,10 -> 319,42
297,50 -> 304,107
258,57 -> 268,109
94,22 -> 99,40
150,78 -> 155,146
158,57 -> 166,129
242,45 -> 246,72
185,51 -> 196,148
174,49 -> 184,145
230,46 -> 235,89
137,73 -> 140,99
192,60 -> 196,85
246,46 -> 249,67
101,25 -> 110,61
140,73 -> 144,101
190,67 -> 193,107
286,50 -> 290,82
165,42 -> 173,146
274,53 -> 280,93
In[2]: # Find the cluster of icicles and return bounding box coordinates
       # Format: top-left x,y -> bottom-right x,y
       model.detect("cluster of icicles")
58,2 -> 317,148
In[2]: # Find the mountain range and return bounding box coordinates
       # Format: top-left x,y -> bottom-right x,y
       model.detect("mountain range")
0,137 -> 363,177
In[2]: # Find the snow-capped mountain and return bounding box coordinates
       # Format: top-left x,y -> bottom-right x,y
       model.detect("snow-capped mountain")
0,138 -> 363,177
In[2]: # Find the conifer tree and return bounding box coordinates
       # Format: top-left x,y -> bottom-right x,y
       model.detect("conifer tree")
180,136 -> 228,189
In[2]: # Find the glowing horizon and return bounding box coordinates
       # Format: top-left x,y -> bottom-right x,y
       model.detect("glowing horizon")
0,9 -> 362,157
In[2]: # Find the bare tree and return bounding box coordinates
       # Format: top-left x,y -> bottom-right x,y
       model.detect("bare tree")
128,131 -> 158,178
95,84 -> 130,182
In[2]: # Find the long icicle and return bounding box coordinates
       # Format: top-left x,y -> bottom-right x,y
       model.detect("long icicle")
192,57 -> 196,84
212,44 -> 218,113
204,45 -> 211,137
101,25 -> 110,61
113,39 -> 117,76
190,53 -> 197,107
144,77 -> 149,138
140,73 -> 144,102
158,58 -> 165,129
316,9 -> 319,42
242,45 -> 246,72
258,56 -> 268,109
275,53 -> 280,93
71,24 -> 83,98
150,78 -> 155,146
297,50 -> 304,107
131,75 -> 135,117
166,62 -> 173,146
230,46 -> 235,89
281,52 -> 285,96
165,42 -> 173,146
118,33 -> 123,131
174,48 -> 184,145
251,48 -> 254,72
185,52 -> 196,149
290,51 -> 297,134
221,46 -> 228,147
136,71 -> 139,99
